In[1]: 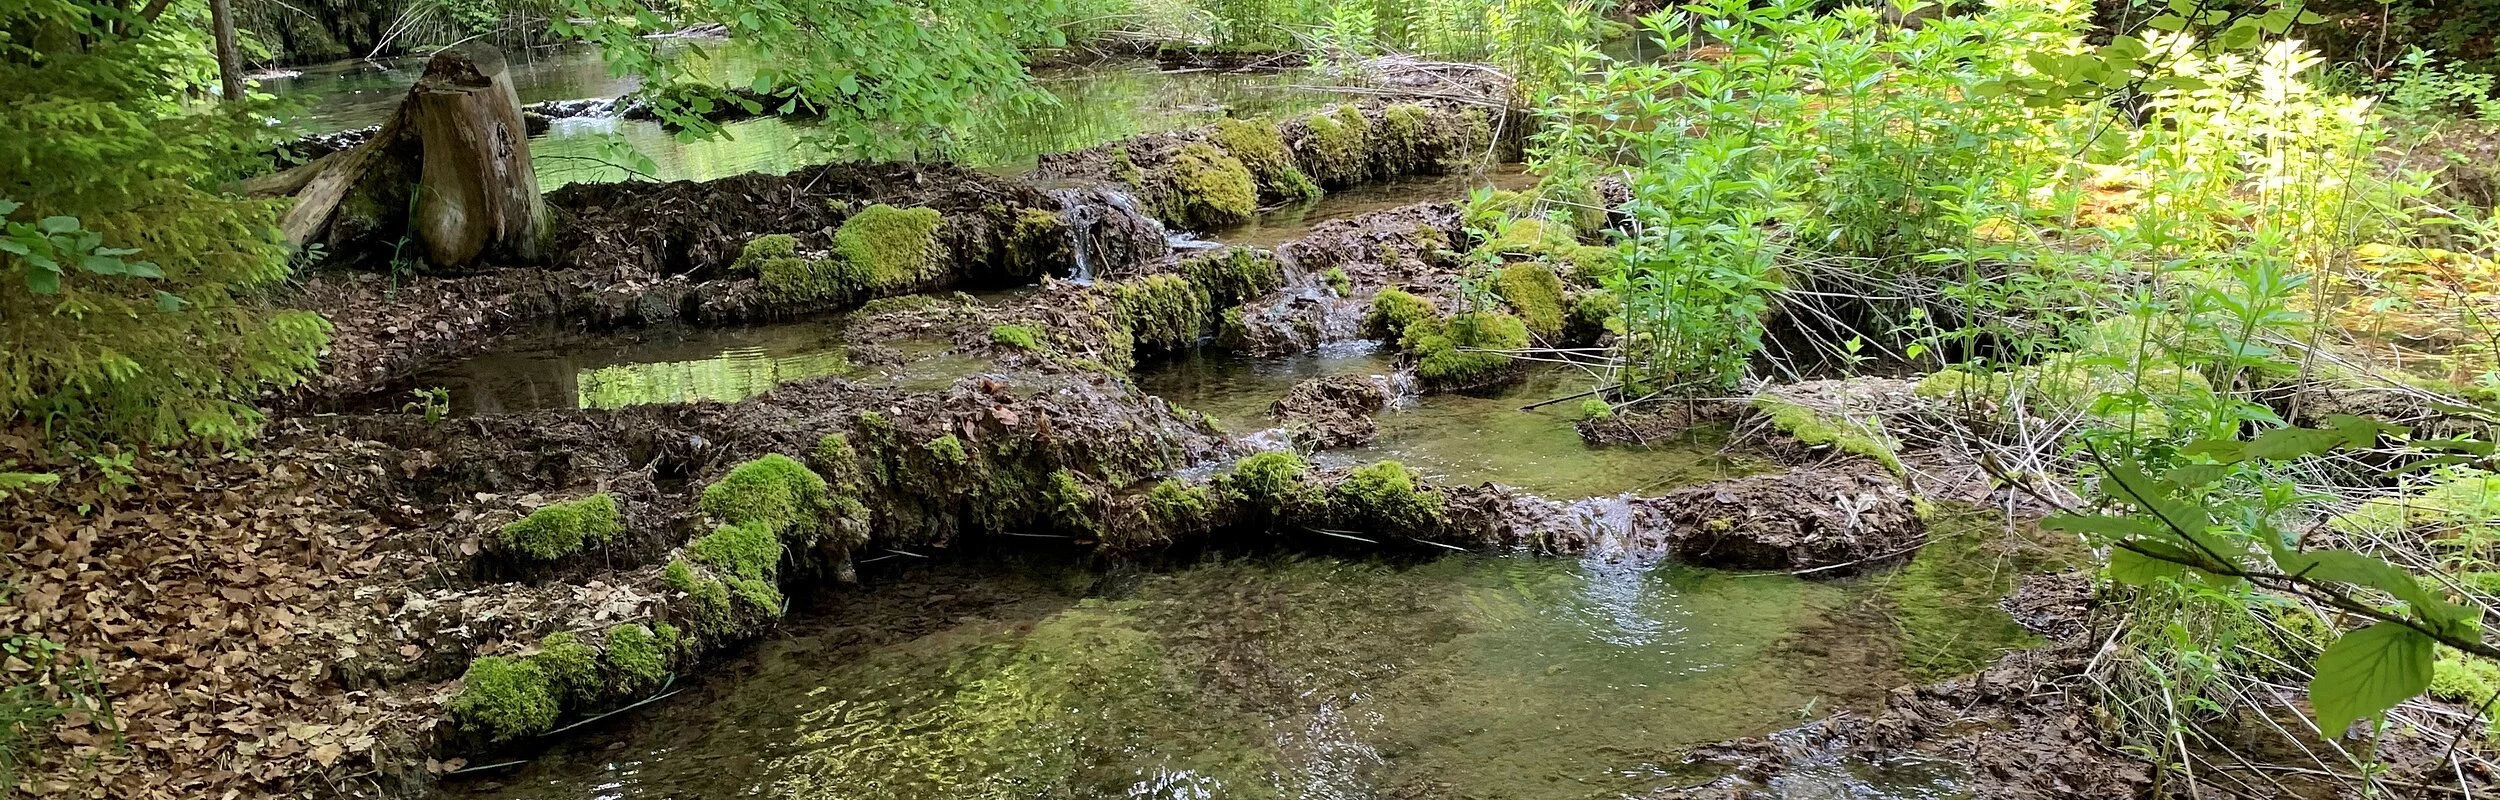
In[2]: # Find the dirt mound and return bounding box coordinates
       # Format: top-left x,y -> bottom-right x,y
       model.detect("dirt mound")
1270,375 -> 1391,449
1646,464 -> 1924,573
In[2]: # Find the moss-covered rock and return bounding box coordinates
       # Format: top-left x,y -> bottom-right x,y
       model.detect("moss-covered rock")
1143,478 -> 1214,533
1322,267 -> 1351,296
1407,311 -> 1528,388
663,557 -> 736,635
925,434 -> 970,467
1559,244 -> 1620,285
733,234 -> 800,273
1566,289 -> 1621,343
991,323 -> 1043,351
833,203 -> 945,290
700,454 -> 836,544
1299,105 -> 1374,187
1181,248 -> 1284,307
498,493 -> 623,561
688,520 -> 782,581
1111,273 -> 1216,353
601,623 -> 676,694
1159,142 -> 1260,230
1753,395 -> 1905,475
448,656 -> 560,742
1044,469 -> 1098,534
531,631 -> 602,706
1494,264 -> 1566,340
1222,451 -> 1322,521
1211,118 -> 1321,203
1365,288 -> 1438,339
1332,460 -> 1443,533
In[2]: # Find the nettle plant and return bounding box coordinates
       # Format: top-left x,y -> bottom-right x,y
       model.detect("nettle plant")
2049,417 -> 2500,739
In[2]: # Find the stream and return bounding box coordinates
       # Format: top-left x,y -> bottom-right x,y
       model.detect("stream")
438,549 -> 1968,800
263,45 -> 1342,190
270,48 -> 2008,800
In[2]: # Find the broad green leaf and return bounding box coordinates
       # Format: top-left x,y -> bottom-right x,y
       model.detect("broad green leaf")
2243,427 -> 2345,461
2042,512 -> 2166,542
0,199 -> 19,216
2165,464 -> 2228,486
2181,439 -> 2247,463
2110,540 -> 2203,585
36,215 -> 78,234
25,266 -> 59,294
2308,623 -> 2432,737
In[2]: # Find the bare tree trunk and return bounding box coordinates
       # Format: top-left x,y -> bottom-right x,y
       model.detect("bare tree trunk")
210,0 -> 244,101
407,44 -> 547,267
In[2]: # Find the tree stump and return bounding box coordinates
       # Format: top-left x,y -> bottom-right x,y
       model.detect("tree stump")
261,44 -> 545,271
407,44 -> 547,267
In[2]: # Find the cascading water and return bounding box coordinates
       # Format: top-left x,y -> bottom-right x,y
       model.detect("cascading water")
1048,185 -> 1180,284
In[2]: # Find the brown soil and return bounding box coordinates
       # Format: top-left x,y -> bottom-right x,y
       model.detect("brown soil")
1269,375 -> 1391,449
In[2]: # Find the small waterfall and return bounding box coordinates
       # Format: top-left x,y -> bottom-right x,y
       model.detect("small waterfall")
1048,187 -> 1101,284
1048,186 -> 1178,284
1563,494 -> 1677,648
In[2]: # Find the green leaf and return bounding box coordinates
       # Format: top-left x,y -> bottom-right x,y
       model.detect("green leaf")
2043,512 -> 2167,542
2244,427 -> 2346,461
25,266 -> 59,294
2110,545 -> 2193,586
153,290 -> 185,312
2165,464 -> 2228,486
2324,415 -> 2406,448
2181,439 -> 2247,463
37,216 -> 78,234
2308,623 -> 2432,737
0,199 -> 19,216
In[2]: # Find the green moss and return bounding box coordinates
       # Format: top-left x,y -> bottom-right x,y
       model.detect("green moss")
1180,248 -> 1284,306
733,234 -> 800,272
1300,104 -> 1373,187
448,656 -> 560,742
1566,289 -> 1621,341
1223,451 -> 1320,518
2428,650 -> 2500,740
530,631 -> 602,706
1323,267 -> 1351,296
832,203 -> 945,291
498,493 -> 623,561
1375,104 -> 1440,172
1332,460 -> 1443,532
926,434 -> 969,467
1111,273 -> 1215,352
601,623 -> 673,694
1144,478 -> 1213,531
1009,207 -> 1066,268
700,454 -> 834,542
1408,311 -> 1528,386
991,324 -> 1043,351
1559,244 -> 1620,284
1365,288 -> 1438,339
1211,118 -> 1320,202
1753,396 -> 1904,476
1157,142 -> 1260,230
1578,398 -> 1614,420
810,432 -> 859,485
1482,217 -> 1578,257
2331,470 -> 2500,543
728,575 -> 784,613
1494,264 -> 1566,339
664,557 -> 734,632
1044,469 -> 1096,533
689,521 -> 782,581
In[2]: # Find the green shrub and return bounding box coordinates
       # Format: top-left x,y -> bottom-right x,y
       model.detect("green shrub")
448,656 -> 560,742
498,493 -> 623,560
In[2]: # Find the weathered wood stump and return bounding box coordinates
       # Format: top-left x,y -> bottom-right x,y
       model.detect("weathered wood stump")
262,44 -> 546,271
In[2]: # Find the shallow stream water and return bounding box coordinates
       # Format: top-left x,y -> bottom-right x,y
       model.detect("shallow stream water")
265,46 -> 1342,190
436,550 -> 1970,800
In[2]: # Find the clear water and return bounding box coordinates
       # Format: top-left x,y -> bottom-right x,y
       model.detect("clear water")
405,319 -> 987,415
1135,347 -> 1760,499
434,552 -> 1966,800
264,46 -> 1344,189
